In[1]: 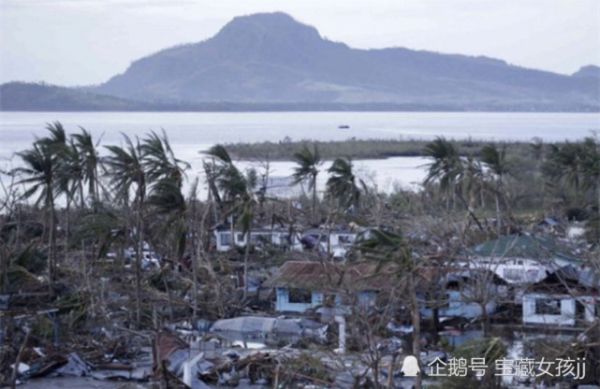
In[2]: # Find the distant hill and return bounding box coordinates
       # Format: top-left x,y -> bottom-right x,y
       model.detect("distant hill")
2,13 -> 599,111
0,82 -> 149,111
94,12 -> 599,111
572,65 -> 600,80
0,83 -> 468,112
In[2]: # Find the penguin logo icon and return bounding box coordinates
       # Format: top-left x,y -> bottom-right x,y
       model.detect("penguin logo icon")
400,355 -> 420,377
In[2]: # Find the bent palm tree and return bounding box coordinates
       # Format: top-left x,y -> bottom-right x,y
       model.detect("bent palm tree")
423,137 -> 463,197
480,144 -> 511,234
14,143 -> 58,288
291,144 -> 322,224
326,157 -> 365,212
13,122 -> 67,289
205,144 -> 257,297
104,134 -> 147,328
423,138 -> 484,231
141,130 -> 189,189
72,127 -> 102,207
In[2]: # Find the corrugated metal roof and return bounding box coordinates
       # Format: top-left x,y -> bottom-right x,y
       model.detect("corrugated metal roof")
469,234 -> 582,263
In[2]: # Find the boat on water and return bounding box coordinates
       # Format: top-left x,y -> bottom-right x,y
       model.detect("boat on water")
338,124 -> 350,129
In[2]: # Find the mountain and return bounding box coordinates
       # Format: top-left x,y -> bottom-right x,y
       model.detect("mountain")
572,65 -> 600,80
92,12 -> 599,111
2,13 -> 599,111
0,82 -> 151,111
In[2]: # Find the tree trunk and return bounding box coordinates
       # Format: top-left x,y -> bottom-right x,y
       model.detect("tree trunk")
480,301 -> 490,337
230,220 -> 235,251
456,192 -> 485,232
387,354 -> 397,389
243,227 -> 251,300
431,306 -> 440,344
135,204 -> 143,329
190,195 -> 204,322
82,240 -> 95,318
91,170 -> 99,211
47,192 -> 57,293
494,178 -> 502,236
64,196 -> 71,263
79,182 -> 85,209
312,175 -> 317,225
480,185 -> 486,209
408,276 -> 422,389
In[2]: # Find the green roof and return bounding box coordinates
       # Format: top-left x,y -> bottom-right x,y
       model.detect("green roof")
469,234 -> 582,263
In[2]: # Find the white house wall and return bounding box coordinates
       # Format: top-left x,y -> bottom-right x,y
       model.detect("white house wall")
275,288 -> 323,313
522,294 -> 576,326
468,257 -> 549,284
214,230 -> 302,252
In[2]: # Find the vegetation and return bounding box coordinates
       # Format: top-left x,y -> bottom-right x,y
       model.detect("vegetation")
291,144 -> 322,224
0,122 -> 598,387
221,137 -> 591,161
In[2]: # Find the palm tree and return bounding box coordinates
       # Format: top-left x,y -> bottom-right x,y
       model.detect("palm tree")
13,122 -> 67,289
71,127 -> 102,207
326,157 -> 365,212
546,142 -> 582,191
480,144 -> 511,235
463,156 -> 485,210
423,138 -> 484,231
423,137 -> 463,201
357,229 -> 422,389
147,177 -> 187,261
141,130 -> 189,189
143,130 -> 190,264
104,134 -> 147,328
14,143 -> 57,287
291,144 -> 322,224
58,140 -> 85,207
55,140 -> 84,259
205,144 -> 257,298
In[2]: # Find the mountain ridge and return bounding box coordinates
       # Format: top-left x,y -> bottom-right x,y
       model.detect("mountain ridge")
93,12 -> 599,110
2,12 -> 599,111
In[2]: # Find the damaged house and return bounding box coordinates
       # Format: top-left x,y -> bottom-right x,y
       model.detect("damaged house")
265,261 -> 507,321
213,225 -> 302,252
263,260 -> 393,313
464,233 -> 586,285
300,228 -> 357,259
522,268 -> 599,327
420,269 -> 506,320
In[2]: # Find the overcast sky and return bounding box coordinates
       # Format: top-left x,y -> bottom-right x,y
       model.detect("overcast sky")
1,0 -> 599,86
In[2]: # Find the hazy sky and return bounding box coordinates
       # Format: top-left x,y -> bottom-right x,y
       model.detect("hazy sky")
1,0 -> 599,86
